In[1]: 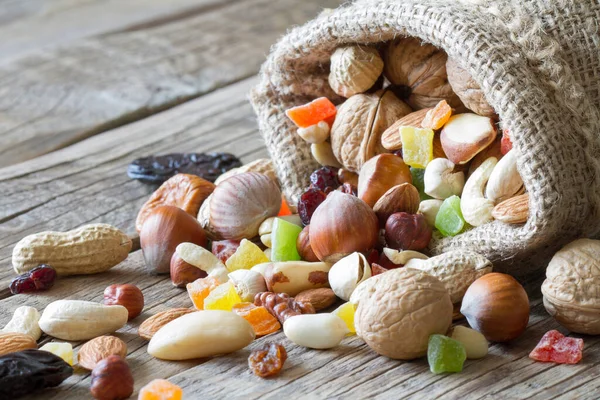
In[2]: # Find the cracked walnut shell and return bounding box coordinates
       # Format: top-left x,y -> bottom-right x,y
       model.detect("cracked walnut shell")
542,239 -> 600,335
330,90 -> 412,173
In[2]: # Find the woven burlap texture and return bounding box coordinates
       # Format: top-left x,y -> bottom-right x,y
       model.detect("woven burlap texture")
250,0 -> 600,274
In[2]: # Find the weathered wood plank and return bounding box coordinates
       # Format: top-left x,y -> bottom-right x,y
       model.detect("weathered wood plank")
0,0 -> 340,167
0,0 -> 234,60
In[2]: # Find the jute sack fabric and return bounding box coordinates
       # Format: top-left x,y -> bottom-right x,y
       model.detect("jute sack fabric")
250,0 -> 600,274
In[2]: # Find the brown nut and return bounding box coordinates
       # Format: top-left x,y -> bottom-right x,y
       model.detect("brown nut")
78,336 -> 127,370
90,355 -> 134,400
140,205 -> 207,274
491,193 -> 529,224
337,168 -> 359,187
446,58 -> 496,118
0,332 -> 37,356
135,174 -> 215,233
461,273 -> 529,342
102,284 -> 144,321
381,108 -> 431,151
170,252 -> 206,288
328,46 -> 384,98
294,288 -> 337,311
373,183 -> 420,226
309,191 -> 378,263
357,154 -> 412,208
296,226 -> 319,262
138,308 -> 195,341
330,90 -> 412,173
384,212 -> 432,251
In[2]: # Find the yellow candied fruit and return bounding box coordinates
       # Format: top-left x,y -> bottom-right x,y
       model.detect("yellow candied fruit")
332,302 -> 356,335
39,342 -> 73,365
204,281 -> 242,311
399,126 -> 434,169
225,239 -> 269,272
186,276 -> 220,310
138,378 -> 182,400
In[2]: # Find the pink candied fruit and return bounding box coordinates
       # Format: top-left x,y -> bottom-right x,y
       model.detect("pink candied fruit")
529,330 -> 583,364
501,129 -> 513,155
285,97 -> 337,128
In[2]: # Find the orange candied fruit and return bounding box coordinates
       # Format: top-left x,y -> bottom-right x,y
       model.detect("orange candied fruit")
186,276 -> 220,310
232,303 -> 281,336
278,197 -> 292,216
285,97 -> 337,128
138,379 -> 182,400
421,100 -> 452,130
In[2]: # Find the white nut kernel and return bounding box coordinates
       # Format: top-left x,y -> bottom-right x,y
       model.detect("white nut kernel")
460,157 -> 498,226
418,199 -> 444,227
424,158 -> 465,199
449,325 -> 488,359
485,149 -> 523,204
297,121 -> 330,144
283,314 -> 349,349
2,306 -> 42,340
311,142 -> 343,168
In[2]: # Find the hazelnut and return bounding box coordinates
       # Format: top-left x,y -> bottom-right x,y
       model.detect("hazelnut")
309,191 -> 378,263
384,213 -> 432,251
357,154 -> 412,207
338,168 -> 359,187
103,284 -> 144,321
296,226 -> 319,262
90,355 -> 134,400
373,183 -> 420,226
140,205 -> 207,274
461,273 -> 529,342
170,252 -> 206,288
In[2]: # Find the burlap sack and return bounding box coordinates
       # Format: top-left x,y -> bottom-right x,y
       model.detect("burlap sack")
250,0 -> 600,274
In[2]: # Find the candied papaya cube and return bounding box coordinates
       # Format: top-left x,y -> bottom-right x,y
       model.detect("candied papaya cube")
278,198 -> 292,216
203,281 -> 242,311
186,276 -> 220,310
271,218 -> 302,262
138,379 -> 182,400
529,330 -> 583,364
285,97 -> 337,128
332,302 -> 356,335
399,126 -> 435,168
421,100 -> 452,130
39,342 -> 73,365
435,195 -> 466,237
428,334 -> 467,374
225,239 -> 269,272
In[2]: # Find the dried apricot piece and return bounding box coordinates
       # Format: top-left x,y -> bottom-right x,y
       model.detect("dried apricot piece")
138,378 -> 182,400
285,97 -> 337,128
248,343 -> 287,378
186,276 -> 220,310
234,305 -> 281,336
421,100 -> 452,130
529,330 -> 583,364
232,302 -> 258,315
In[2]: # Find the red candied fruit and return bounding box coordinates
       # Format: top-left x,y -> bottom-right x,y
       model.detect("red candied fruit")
310,166 -> 340,193
501,129 -> 513,155
29,264 -> 57,290
278,198 -> 292,216
9,276 -> 37,294
212,240 -> 241,264
529,330 -> 583,364
297,188 -> 327,226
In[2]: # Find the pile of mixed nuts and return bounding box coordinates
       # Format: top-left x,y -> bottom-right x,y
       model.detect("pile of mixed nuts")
2,37 -> 599,400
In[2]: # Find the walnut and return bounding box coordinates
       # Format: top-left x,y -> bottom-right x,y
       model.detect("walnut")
254,292 -> 314,324
382,37 -> 463,110
330,90 -> 412,173
542,239 -> 600,335
328,46 -> 384,98
446,58 -> 497,118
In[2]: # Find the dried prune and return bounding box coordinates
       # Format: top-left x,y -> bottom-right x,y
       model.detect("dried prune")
248,343 -> 287,378
128,153 -> 242,183
0,349 -> 73,399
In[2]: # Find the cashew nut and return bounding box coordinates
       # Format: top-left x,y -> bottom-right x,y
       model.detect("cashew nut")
424,158 -> 465,199
417,199 -> 444,227
485,149 -> 523,204
460,157 -> 498,226
297,121 -> 330,144
311,142 -> 342,168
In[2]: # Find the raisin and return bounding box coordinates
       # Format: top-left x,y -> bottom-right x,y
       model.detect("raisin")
297,188 -> 327,226
128,152 -> 242,184
0,349 -> 73,398
9,276 -> 37,294
310,166 -> 340,193
29,265 -> 57,291
248,343 -> 287,378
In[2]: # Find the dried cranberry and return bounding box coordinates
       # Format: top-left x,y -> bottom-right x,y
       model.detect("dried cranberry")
309,167 -> 340,193
297,188 -> 327,226
29,265 -> 57,290
9,276 -> 37,294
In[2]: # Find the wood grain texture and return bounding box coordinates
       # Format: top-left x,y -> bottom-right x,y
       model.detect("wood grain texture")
0,0 -> 340,167
0,0 -> 233,60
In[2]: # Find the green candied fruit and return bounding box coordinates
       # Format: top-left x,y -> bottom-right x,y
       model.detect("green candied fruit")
271,218 -> 303,262
410,167 -> 432,201
428,334 -> 467,374
435,195 -> 466,237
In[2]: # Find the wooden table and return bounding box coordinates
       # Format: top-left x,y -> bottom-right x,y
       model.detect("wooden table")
1,1 -> 598,398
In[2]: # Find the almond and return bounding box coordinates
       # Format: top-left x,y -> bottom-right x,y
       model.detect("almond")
491,193 -> 529,224
381,108 -> 432,150
78,335 -> 127,370
138,308 -> 195,341
0,332 -> 37,356
294,288 -> 338,311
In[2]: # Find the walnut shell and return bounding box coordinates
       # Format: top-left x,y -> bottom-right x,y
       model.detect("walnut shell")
330,90 -> 412,173
542,239 -> 600,334
446,58 -> 496,118
382,37 -> 463,110
328,46 -> 384,98
354,268 -> 452,360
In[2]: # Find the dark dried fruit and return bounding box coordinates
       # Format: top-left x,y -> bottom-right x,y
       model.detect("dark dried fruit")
310,166 -> 340,193
10,264 -> 57,294
128,153 -> 242,184
248,343 -> 287,378
0,349 -> 73,399
297,188 -> 327,226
